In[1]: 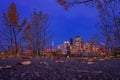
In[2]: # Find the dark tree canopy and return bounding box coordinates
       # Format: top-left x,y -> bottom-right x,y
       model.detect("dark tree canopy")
56,0 -> 120,10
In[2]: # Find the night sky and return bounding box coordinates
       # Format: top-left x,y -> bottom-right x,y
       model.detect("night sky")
0,0 -> 99,47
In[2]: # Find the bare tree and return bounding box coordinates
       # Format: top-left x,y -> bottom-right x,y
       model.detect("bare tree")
97,0 -> 120,53
23,10 -> 50,55
57,0 -> 93,9
1,2 -> 26,54
56,0 -> 112,10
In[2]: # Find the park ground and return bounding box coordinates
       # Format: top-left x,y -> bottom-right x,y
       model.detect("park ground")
0,56 -> 120,80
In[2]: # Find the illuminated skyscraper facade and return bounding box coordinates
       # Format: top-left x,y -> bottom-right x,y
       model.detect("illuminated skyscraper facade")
74,36 -> 83,53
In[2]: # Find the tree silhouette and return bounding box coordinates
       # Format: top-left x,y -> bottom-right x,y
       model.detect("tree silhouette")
56,0 -> 105,10
23,9 -> 50,55
97,0 -> 120,53
1,2 -> 26,54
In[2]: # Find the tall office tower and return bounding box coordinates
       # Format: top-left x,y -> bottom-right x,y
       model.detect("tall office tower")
75,36 -> 83,53
69,38 -> 73,46
52,41 -> 54,52
63,41 -> 70,54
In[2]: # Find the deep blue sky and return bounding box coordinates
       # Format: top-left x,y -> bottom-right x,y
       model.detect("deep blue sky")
0,0 -> 99,47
